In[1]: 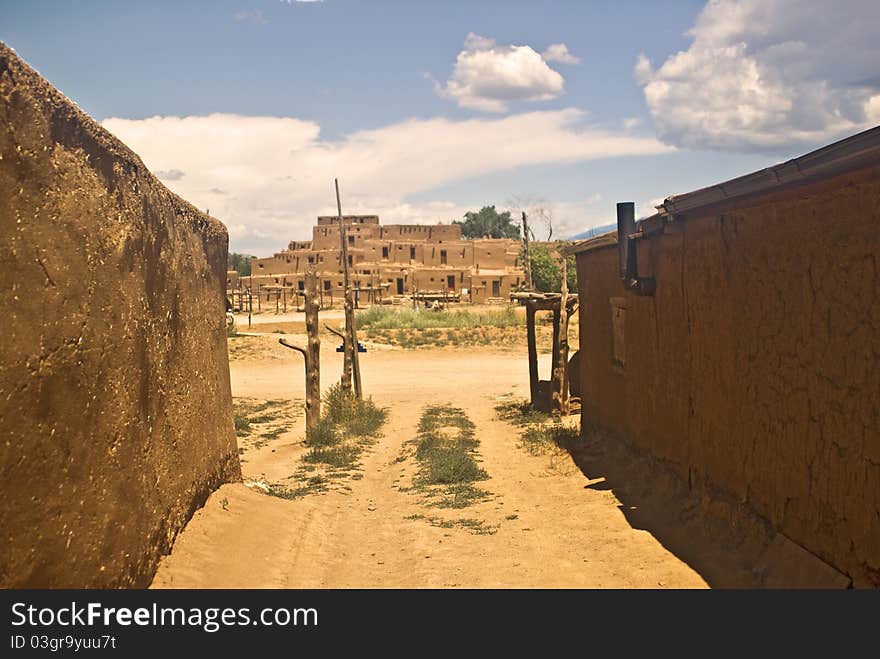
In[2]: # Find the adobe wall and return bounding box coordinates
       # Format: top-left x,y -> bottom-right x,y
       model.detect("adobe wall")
0,43 -> 240,587
576,164 -> 880,586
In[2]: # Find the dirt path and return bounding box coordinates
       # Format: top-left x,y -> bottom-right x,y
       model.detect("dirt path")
152,336 -> 708,588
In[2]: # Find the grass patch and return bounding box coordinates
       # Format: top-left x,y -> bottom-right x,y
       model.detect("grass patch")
406,404 -> 491,509
357,305 -> 523,330
233,398 -> 291,440
520,421 -> 580,455
424,449 -> 487,485
259,427 -> 288,440
295,384 -> 389,477
428,482 -> 491,509
495,396 -> 580,455
495,398 -> 553,426
404,513 -> 498,535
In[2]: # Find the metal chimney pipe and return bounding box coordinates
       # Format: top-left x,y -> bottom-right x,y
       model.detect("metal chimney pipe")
617,202 -> 637,281
616,201 -> 655,296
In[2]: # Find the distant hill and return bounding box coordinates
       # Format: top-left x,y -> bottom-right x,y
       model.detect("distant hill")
568,223 -> 616,241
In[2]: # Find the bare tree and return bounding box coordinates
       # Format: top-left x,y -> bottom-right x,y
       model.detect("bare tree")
507,194 -> 554,241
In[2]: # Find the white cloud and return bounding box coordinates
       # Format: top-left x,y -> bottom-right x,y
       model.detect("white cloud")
154,168 -> 185,181
436,33 -> 567,112
233,10 -> 266,24
102,111 -> 671,254
542,43 -> 580,65
636,0 -> 880,152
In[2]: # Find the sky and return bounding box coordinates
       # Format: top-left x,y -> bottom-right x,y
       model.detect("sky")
1,0 -> 878,255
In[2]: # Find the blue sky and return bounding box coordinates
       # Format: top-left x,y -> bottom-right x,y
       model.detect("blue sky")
2,0 -> 878,254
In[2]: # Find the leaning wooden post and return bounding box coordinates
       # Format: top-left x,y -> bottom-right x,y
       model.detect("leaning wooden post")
324,323 -> 352,392
552,257 -> 570,414
304,271 -> 320,423
521,211 -> 533,291
335,178 -> 362,399
526,300 -> 539,408
279,271 -> 321,430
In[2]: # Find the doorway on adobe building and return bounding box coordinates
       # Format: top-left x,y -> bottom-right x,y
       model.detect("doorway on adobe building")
447,275 -> 456,291
492,280 -> 500,297
396,278 -> 404,295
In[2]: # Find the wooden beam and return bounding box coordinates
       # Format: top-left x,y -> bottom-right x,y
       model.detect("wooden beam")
526,301 -> 538,407
278,271 -> 321,430
335,178 -> 362,399
552,256 -> 570,414
521,211 -> 532,291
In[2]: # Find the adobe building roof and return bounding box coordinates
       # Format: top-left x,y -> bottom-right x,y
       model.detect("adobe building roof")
565,124 -> 880,257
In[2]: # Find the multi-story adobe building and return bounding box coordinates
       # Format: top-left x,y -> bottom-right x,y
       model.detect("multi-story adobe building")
229,215 -> 526,304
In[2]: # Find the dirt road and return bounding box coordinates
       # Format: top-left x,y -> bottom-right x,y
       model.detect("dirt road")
152,334 -> 709,588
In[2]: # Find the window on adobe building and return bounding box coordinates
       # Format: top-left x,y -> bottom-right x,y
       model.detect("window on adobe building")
323,281 -> 331,291
258,263 -> 264,268
348,235 -> 354,245
410,247 -> 416,260
348,255 -> 353,266
298,281 -> 304,291
382,246 -> 389,259
440,250 -> 447,265
308,256 -> 314,264
610,297 -> 626,371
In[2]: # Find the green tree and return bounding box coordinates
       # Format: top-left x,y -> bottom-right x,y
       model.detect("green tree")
456,206 -> 520,239
227,252 -> 254,277
524,243 -> 577,293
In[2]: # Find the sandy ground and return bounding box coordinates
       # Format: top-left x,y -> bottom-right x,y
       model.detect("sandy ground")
152,333 -> 748,588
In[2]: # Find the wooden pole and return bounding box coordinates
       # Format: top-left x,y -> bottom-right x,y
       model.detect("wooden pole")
304,271 -> 320,424
552,258 -> 570,414
526,301 -> 539,408
522,211 -> 533,291
335,178 -> 362,399
278,271 -> 321,430
324,322 -> 352,392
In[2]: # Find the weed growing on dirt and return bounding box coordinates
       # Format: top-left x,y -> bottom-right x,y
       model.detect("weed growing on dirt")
494,397 -> 581,457
278,384 -> 390,497
268,475 -> 328,500
405,404 -> 491,509
519,422 -> 580,455
233,398 -> 292,441
494,398 -> 553,426
402,513 -> 499,535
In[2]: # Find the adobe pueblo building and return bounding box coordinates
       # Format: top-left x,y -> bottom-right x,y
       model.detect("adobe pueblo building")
230,215 -> 525,306
568,125 -> 880,587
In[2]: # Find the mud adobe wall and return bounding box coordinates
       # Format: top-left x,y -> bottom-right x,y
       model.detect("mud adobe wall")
0,42 -> 241,587
576,164 -> 880,586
